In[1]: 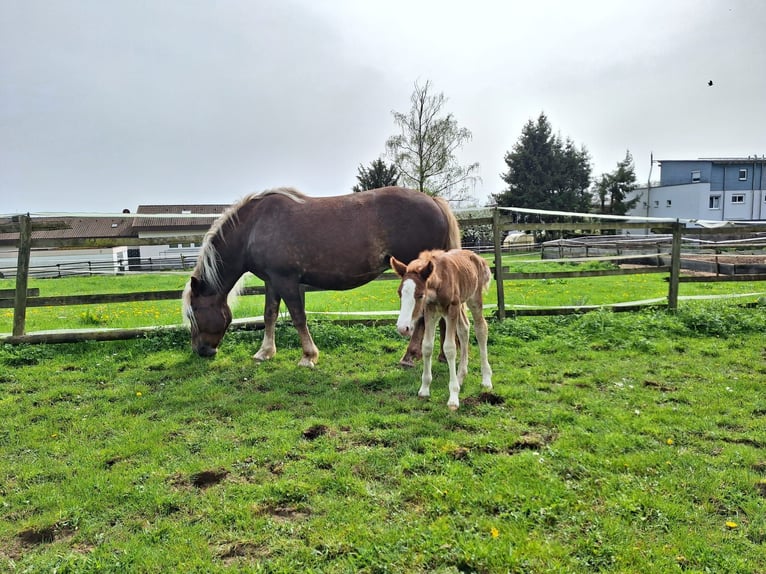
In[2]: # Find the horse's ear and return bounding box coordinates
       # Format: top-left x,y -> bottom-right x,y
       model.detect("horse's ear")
420,260 -> 434,282
190,276 -> 203,294
390,256 -> 407,277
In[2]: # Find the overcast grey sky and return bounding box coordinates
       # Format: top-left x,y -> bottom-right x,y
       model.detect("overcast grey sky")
2,0 -> 764,215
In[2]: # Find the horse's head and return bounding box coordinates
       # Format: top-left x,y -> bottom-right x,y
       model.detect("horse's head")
183,276 -> 233,357
390,255 -> 434,337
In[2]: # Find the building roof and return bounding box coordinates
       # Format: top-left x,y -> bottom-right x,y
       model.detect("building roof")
0,203 -> 227,245
660,157 -> 766,165
131,204 -> 228,231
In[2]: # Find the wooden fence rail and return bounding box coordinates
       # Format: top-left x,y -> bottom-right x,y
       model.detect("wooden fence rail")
3,210 -> 766,344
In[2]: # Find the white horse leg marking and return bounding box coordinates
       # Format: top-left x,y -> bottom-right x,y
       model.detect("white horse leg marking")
254,325 -> 276,361
396,279 -> 417,337
418,311 -> 439,398
443,312 -> 461,410
468,300 -> 492,390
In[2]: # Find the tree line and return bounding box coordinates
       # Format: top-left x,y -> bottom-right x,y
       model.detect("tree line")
355,80 -> 639,218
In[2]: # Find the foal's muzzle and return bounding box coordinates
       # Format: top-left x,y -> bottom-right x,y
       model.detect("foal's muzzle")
397,323 -> 414,338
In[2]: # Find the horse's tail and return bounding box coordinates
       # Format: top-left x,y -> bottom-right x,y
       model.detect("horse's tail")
432,196 -> 461,250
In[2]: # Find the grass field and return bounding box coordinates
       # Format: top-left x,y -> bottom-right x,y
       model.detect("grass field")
1,297 -> 766,572
2,255 -> 766,334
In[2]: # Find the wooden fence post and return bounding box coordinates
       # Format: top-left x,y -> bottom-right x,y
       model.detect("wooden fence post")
667,220 -> 682,310
492,208 -> 506,320
13,214 -> 32,337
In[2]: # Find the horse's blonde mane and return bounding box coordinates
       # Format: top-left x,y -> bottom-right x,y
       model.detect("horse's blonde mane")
182,188 -> 305,322
192,187 -> 305,293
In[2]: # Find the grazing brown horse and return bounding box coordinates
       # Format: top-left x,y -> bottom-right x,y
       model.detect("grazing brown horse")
183,186 -> 461,367
391,249 -> 493,410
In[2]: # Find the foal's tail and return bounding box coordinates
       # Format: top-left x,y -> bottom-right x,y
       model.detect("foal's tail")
479,255 -> 492,293
433,196 -> 462,250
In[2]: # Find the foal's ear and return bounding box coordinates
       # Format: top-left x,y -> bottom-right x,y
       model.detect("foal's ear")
419,260 -> 434,281
390,256 -> 408,277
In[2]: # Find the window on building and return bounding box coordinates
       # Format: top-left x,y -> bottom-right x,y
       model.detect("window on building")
731,194 -> 745,204
181,209 -> 192,215
691,170 -> 701,183
709,195 -> 721,209
653,200 -> 659,208
739,169 -> 748,181
666,200 -> 672,207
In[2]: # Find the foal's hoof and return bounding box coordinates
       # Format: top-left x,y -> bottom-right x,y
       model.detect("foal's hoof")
448,404 -> 459,411
298,357 -> 316,368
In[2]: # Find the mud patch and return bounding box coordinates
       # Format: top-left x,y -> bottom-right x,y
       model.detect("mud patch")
17,522 -> 74,547
462,392 -> 505,407
302,424 -> 329,440
190,469 -> 229,489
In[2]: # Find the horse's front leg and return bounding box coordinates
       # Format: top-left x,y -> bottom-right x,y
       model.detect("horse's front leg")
400,317 -> 448,367
279,282 -> 319,368
254,282 -> 280,362
400,315 -> 425,368
443,307 -> 461,410
418,311 -> 439,399
455,305 -> 470,387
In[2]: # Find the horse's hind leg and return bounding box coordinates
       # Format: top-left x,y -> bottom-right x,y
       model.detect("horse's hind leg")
468,298 -> 492,391
418,312 -> 439,400
254,282 -> 280,362
278,281 -> 319,368
455,305 -> 470,387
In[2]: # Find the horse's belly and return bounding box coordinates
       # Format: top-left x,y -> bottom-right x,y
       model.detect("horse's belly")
301,269 -> 382,291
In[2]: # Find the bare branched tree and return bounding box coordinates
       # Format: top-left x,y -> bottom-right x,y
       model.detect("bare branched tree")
386,80 -> 479,202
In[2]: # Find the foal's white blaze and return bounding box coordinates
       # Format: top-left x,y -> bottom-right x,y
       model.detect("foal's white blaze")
396,278 -> 417,337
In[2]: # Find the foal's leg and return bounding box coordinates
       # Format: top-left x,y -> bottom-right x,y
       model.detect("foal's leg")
278,281 -> 319,368
467,298 -> 492,391
443,307 -> 461,410
418,311 -> 440,399
455,305 -> 470,387
254,282 -> 280,362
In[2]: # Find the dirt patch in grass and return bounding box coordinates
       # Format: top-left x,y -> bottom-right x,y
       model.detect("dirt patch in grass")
302,424 -> 329,440
189,469 -> 229,489
10,522 -> 77,558
216,542 -> 270,565
462,392 -> 505,407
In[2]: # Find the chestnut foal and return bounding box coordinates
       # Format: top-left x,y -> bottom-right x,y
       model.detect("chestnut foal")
391,249 -> 493,410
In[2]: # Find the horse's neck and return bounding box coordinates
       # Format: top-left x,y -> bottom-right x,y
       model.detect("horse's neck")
209,235 -> 246,294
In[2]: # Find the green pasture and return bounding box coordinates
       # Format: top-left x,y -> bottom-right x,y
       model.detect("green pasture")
2,255 -> 765,334
1,294 -> 766,571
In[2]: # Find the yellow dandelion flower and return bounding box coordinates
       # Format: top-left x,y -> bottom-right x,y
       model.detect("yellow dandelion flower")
666,438 -> 674,445
136,391 -> 143,397
725,521 -> 738,529
490,527 -> 499,538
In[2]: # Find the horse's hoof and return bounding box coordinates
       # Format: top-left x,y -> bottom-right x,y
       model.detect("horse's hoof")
448,404 -> 459,411
253,350 -> 274,362
399,358 -> 416,369
298,358 -> 316,368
